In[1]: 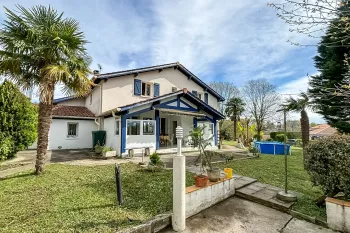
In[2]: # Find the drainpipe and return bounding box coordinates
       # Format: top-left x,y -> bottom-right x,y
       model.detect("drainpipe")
93,82 -> 103,130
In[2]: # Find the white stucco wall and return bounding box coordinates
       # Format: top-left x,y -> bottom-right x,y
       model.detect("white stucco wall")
326,198 -> 350,232
104,117 -> 120,154
186,178 -> 235,218
85,86 -> 101,115
48,119 -> 97,150
101,68 -> 220,112
57,97 -> 85,106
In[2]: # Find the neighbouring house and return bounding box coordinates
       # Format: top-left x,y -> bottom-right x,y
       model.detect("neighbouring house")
309,124 -> 337,139
32,62 -> 225,156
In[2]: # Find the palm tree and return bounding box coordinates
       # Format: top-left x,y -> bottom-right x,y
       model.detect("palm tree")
284,92 -> 311,161
225,97 -> 245,141
0,5 -> 91,174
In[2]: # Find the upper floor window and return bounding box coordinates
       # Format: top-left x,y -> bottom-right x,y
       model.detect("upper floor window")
198,92 -> 203,100
142,82 -> 151,96
89,94 -> 92,105
172,87 -> 177,92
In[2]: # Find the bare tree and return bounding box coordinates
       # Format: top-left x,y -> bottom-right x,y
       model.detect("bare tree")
243,79 -> 281,137
268,0 -> 349,47
209,81 -> 240,113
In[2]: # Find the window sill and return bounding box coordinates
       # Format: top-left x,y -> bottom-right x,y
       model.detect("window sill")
66,137 -> 79,140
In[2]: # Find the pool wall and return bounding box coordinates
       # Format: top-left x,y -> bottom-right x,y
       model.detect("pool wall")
254,142 -> 291,155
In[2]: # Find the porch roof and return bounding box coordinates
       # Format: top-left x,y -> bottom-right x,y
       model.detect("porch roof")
99,88 -> 225,119
154,108 -> 207,117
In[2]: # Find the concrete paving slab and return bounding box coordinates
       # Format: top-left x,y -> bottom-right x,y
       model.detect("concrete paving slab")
237,186 -> 258,195
282,218 -> 336,233
162,197 -> 292,233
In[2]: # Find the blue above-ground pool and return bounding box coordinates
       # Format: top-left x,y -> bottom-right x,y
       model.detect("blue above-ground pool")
254,141 -> 291,155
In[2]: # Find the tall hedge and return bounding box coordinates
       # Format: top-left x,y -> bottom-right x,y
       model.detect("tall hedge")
0,81 -> 37,160
270,131 -> 301,140
305,135 -> 350,199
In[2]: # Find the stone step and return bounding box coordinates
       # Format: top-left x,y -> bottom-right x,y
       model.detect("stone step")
235,181 -> 296,213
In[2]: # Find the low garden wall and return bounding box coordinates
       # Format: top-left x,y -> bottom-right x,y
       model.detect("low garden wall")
121,178 -> 235,233
326,197 -> 350,232
185,178 -> 235,218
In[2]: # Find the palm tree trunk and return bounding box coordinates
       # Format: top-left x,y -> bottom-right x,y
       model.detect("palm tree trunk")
233,118 -> 237,141
35,82 -> 54,175
300,109 -> 310,164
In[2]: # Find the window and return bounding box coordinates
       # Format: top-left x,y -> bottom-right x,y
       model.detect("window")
142,82 -> 151,96
208,123 -> 214,134
143,121 -> 155,135
115,120 -> 120,135
89,94 -> 92,105
172,87 -> 177,92
198,93 -> 203,100
127,120 -> 140,135
67,123 -> 78,137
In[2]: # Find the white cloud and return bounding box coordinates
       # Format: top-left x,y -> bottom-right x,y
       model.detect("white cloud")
0,0 -> 319,100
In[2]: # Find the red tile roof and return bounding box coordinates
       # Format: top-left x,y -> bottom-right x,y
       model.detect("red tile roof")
52,105 -> 95,118
310,124 -> 337,136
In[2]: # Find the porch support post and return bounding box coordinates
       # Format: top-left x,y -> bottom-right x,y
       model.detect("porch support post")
214,118 -> 218,146
193,117 -> 197,128
121,115 -> 127,155
155,110 -> 160,149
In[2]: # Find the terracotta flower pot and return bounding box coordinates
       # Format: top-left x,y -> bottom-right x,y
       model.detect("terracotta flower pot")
194,175 -> 208,187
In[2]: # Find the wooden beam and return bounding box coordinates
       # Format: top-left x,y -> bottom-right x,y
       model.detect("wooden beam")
158,69 -> 163,73
188,76 -> 192,80
134,73 -> 138,77
174,66 -> 178,70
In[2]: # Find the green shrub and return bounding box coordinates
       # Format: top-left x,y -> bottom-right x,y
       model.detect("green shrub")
0,81 -> 37,160
0,133 -> 14,160
149,152 -> 162,165
305,135 -> 350,199
219,120 -> 235,141
286,132 -> 302,139
275,134 -> 287,143
270,132 -> 277,140
270,131 -> 301,140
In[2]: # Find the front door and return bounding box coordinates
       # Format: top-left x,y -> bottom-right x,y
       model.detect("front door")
172,121 -> 178,145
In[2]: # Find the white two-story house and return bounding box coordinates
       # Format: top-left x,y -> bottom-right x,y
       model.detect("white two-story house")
46,62 -> 225,155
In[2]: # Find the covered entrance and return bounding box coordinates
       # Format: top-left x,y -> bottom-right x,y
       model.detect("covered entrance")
111,89 -> 224,155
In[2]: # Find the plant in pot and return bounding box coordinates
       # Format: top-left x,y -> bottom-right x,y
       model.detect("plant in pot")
189,126 -> 220,185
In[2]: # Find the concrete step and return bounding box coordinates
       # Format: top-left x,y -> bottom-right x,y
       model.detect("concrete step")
235,181 -> 297,213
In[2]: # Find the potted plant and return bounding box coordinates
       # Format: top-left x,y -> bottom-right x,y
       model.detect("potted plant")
94,143 -> 116,158
102,146 -> 116,158
189,126 -> 220,184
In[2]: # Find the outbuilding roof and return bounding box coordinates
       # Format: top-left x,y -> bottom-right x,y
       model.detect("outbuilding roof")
52,105 -> 95,119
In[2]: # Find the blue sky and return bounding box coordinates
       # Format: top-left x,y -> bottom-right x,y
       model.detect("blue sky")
0,0 -> 324,122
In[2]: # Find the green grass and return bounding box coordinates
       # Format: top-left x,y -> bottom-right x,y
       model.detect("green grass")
218,146 -> 326,218
0,163 -> 194,232
222,140 -> 238,147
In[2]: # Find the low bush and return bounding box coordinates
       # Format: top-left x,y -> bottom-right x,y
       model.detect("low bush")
270,132 -> 277,141
275,134 -> 287,143
0,133 -> 14,160
305,135 -> 350,199
146,152 -> 164,172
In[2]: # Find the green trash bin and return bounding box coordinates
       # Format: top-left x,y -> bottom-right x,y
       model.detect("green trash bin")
92,130 -> 106,147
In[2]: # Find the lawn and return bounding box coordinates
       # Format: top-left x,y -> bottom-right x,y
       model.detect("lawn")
219,143 -> 326,218
0,163 -> 194,233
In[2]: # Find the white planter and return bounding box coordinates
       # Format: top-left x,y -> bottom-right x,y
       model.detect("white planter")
103,151 -> 116,158
326,197 -> 350,232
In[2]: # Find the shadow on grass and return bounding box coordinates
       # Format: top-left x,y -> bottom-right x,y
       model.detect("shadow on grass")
0,172 -> 35,181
